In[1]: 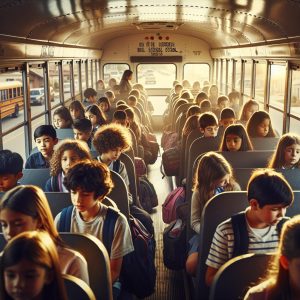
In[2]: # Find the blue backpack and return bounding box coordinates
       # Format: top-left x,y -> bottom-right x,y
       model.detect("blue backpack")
58,206 -> 156,298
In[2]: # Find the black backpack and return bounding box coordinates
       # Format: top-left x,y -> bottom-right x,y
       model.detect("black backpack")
231,212 -> 289,257
138,176 -> 158,213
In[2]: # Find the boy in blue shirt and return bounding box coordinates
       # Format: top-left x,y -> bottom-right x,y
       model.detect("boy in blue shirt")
25,125 -> 58,169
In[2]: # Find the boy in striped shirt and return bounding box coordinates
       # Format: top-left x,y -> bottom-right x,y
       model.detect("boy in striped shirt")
205,169 -> 294,286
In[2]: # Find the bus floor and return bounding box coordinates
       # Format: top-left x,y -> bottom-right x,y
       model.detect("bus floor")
144,139 -> 186,300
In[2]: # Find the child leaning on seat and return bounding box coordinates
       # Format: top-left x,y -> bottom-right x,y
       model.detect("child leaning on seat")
205,169 -> 294,286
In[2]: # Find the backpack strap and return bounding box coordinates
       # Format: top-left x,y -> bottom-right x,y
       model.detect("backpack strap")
58,206 -> 73,232
276,217 -> 290,235
102,207 -> 119,257
231,212 -> 249,258
51,176 -> 59,192
113,159 -> 121,173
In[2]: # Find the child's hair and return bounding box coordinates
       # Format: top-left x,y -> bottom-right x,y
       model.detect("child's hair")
259,215 -> 300,299
50,139 -> 91,176
0,185 -> 64,246
69,100 -> 85,119
199,112 -> 218,129
84,87 -> 97,98
113,110 -> 127,123
180,91 -> 193,102
85,104 -> 107,126
93,123 -> 132,154
108,78 -> 117,88
182,79 -> 191,89
0,231 -> 67,300
116,100 -> 126,107
53,107 -> 73,128
129,89 -> 140,99
192,81 -> 201,90
186,105 -> 201,118
127,95 -> 137,105
193,152 -> 236,205
97,96 -> 111,111
247,169 -> 293,207
228,90 -> 240,104
72,118 -> 92,133
105,90 -> 115,99
64,160 -> 113,199
34,125 -> 57,140
217,95 -> 229,106
195,92 -> 208,105
96,79 -> 105,90
219,124 -> 253,151
0,150 -> 23,175
208,84 -> 218,95
246,110 -> 276,137
239,99 -> 259,122
220,107 -> 235,120
268,133 -> 300,168
121,69 -> 133,81
182,115 -> 200,137
200,99 -> 212,112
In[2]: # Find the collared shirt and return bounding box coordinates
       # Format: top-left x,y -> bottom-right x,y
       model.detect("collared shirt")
25,152 -> 49,169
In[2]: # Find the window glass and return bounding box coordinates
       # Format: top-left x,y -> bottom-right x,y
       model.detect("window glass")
103,64 -> 130,87
31,114 -> 47,149
81,61 -> 87,92
243,61 -> 252,97
227,60 -> 233,92
3,126 -> 26,161
137,64 -> 176,88
269,107 -> 283,136
269,64 -> 286,110
290,68 -> 300,118
255,61 -> 266,106
62,63 -> 71,103
235,60 -> 242,94
183,63 -> 210,89
289,117 -> 300,133
73,61 -> 80,99
49,62 -> 59,108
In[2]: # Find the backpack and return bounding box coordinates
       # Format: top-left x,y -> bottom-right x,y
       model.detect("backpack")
161,146 -> 180,177
231,212 -> 289,257
162,187 -> 185,224
134,157 -> 147,177
161,131 -> 178,151
138,177 -> 158,213
58,206 -> 157,298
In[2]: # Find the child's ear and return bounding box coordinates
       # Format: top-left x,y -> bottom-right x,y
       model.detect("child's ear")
16,172 -> 23,180
54,138 -> 59,145
249,198 -> 259,210
279,255 -> 289,270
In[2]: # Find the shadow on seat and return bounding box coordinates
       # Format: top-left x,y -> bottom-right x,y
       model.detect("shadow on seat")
20,168 -> 50,189
209,253 -> 274,300
63,274 -> 96,300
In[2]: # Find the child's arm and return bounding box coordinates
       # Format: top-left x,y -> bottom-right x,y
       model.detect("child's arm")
110,257 -> 123,283
205,266 -> 219,286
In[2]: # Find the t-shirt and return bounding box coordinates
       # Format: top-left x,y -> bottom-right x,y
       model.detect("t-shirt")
206,209 -> 280,270
25,152 -> 49,169
55,204 -> 134,260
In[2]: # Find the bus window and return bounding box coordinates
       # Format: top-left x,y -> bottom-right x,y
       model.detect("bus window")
62,62 -> 71,102
227,60 -> 233,92
235,60 -> 242,96
137,63 -> 176,88
243,61 -> 252,98
291,68 -> 300,118
254,61 -> 267,106
269,64 -> 285,110
49,62 -> 59,108
81,60 -> 87,92
183,63 -> 210,89
103,63 -> 130,86
73,61 -> 80,99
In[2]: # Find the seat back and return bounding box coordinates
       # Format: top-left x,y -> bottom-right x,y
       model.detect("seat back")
209,253 -> 274,300
250,137 -> 279,150
63,274 -> 96,300
55,128 -> 75,140
20,168 -> 50,189
60,233 -> 113,300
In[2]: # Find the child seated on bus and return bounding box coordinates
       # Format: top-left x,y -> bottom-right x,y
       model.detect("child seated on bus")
25,125 -> 58,169
53,107 -> 73,129
205,169 -> 294,286
239,99 -> 259,126
268,133 -> 300,169
195,92 -> 208,106
214,95 -> 230,119
0,231 -> 68,300
72,118 -> 93,149
219,124 -> 253,152
105,90 -> 117,111
0,185 -> 89,284
98,96 -> 113,122
186,152 -> 240,276
54,160 -> 134,288
127,95 -> 138,108
85,104 -> 107,135
199,112 -> 219,138
200,99 -> 212,113
0,150 -> 23,192
69,100 -> 85,120
45,139 -> 91,192
246,111 -> 276,138
208,84 -> 219,107
219,107 -> 236,130
112,110 -> 129,127
93,123 -> 132,200
244,215 -> 300,300
83,87 -> 97,107
182,115 -> 200,139
228,90 -> 241,116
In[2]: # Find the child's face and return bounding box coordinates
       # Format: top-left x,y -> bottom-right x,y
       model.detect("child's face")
219,100 -> 230,110
4,258 -> 50,300
225,134 -> 242,151
102,147 -> 123,163
0,174 -> 22,192
284,143 -> 300,168
220,118 -> 235,129
85,112 -> 97,126
245,104 -> 258,121
0,209 -> 39,241
99,102 -> 109,112
70,188 -> 98,214
250,200 -> 287,227
202,125 -> 218,138
53,115 -> 68,129
256,118 -> 270,137
61,149 -> 81,174
35,135 -> 57,158
73,129 -> 91,142
88,95 -> 97,104
213,174 -> 230,189
70,108 -> 81,120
